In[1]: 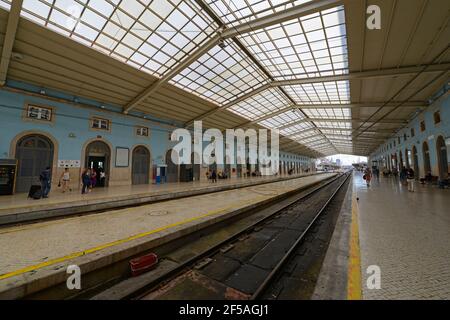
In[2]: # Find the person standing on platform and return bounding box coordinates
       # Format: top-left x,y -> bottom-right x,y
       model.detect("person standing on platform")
407,168 -> 415,192
81,168 -> 91,194
211,170 -> 217,183
375,167 -> 380,181
363,167 -> 372,187
400,167 -> 407,185
59,167 -> 72,193
90,169 -> 97,190
39,166 -> 52,198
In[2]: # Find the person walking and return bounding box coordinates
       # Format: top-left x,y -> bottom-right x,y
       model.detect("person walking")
81,168 -> 91,194
407,167 -> 415,192
59,168 -> 72,193
211,170 -> 217,183
90,169 -> 97,190
39,166 -> 52,198
363,167 -> 372,187
400,167 -> 407,185
374,167 -> 380,181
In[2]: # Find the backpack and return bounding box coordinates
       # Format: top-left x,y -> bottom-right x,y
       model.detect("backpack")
32,189 -> 42,199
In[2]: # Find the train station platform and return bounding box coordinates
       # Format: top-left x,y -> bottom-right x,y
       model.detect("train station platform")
354,172 -> 450,300
0,173 -> 317,226
0,172 -> 336,299
315,171 -> 450,300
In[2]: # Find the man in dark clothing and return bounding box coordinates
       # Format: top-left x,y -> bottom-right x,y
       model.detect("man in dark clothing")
39,166 -> 52,198
211,170 -> 217,183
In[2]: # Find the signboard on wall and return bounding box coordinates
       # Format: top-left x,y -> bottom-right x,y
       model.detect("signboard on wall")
58,160 -> 81,168
115,147 -> 129,167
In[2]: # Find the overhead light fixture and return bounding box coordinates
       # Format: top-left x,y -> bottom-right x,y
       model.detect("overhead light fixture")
218,38 -> 227,49
39,89 -> 46,95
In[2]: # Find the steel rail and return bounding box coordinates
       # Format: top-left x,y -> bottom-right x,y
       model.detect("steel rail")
251,171 -> 351,299
129,171 -> 351,300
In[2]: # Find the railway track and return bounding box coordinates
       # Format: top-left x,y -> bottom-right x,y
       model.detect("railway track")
89,171 -> 351,300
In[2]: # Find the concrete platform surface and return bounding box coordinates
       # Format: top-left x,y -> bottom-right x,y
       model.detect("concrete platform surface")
0,173 -> 316,225
0,173 -> 335,298
355,172 -> 450,300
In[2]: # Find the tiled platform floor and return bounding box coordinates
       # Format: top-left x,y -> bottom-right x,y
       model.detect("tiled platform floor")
0,173 -> 308,216
355,172 -> 450,299
0,173 -> 335,279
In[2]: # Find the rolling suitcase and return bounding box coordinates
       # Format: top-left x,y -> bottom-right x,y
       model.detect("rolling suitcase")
28,185 -> 42,199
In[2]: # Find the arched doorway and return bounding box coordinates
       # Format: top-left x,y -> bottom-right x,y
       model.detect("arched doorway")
412,146 -> 419,179
132,146 -> 150,185
436,136 -> 448,180
165,149 -> 179,183
422,141 -> 431,176
399,151 -> 404,170
85,141 -> 110,187
15,134 -> 54,193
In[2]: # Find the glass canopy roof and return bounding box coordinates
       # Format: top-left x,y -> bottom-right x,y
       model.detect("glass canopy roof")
0,0 -> 354,156
171,41 -> 269,104
15,0 -> 219,76
204,0 -> 313,27
238,5 -> 347,80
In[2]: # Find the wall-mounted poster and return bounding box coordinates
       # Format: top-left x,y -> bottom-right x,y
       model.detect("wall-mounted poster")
58,160 -> 81,168
115,147 -> 129,167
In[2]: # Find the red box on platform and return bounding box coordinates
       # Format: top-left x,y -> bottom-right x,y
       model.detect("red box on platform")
130,253 -> 158,277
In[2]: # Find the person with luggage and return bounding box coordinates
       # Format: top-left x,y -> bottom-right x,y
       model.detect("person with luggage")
81,168 -> 91,194
363,167 -> 372,187
59,167 -> 72,193
39,166 -> 52,198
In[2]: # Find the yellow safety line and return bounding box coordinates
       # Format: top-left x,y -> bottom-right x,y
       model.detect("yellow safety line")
347,191 -> 362,300
0,195 -> 268,281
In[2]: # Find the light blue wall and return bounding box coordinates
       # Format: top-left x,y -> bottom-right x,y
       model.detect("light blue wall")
0,89 -> 175,165
369,88 -> 450,177
0,82 -> 314,174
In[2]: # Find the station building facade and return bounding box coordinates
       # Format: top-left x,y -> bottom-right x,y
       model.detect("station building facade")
0,81 -> 315,193
369,87 -> 450,180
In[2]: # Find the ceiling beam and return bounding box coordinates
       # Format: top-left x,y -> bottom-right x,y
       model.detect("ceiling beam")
186,64 -> 433,125
272,63 -> 450,87
220,0 -> 341,39
186,84 -> 271,127
0,0 -> 23,86
290,101 -> 426,109
123,33 -> 221,114
128,0 -> 338,117
235,100 -> 425,127
277,117 -> 408,130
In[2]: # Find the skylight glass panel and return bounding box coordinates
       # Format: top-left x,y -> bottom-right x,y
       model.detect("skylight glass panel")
204,0 -> 312,27
303,107 -> 351,119
171,42 -> 269,105
0,0 -> 10,10
228,88 -> 288,121
314,121 -> 351,129
258,109 -> 305,129
238,5 -> 347,80
18,0 -> 218,76
283,80 -> 350,104
280,122 -> 314,136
